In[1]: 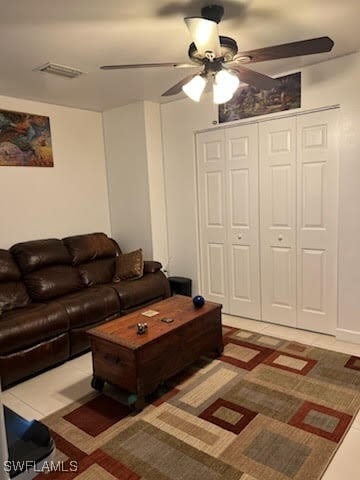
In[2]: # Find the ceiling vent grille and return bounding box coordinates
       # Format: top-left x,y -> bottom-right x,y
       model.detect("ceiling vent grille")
35,62 -> 84,79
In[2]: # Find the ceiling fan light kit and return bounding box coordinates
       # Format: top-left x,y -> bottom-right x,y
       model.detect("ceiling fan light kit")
184,17 -> 221,58
213,69 -> 240,104
182,74 -> 207,102
100,4 -> 334,106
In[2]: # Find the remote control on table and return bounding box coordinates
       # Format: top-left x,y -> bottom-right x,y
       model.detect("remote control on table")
161,317 -> 174,323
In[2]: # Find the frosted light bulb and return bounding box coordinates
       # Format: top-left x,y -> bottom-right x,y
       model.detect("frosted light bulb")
182,75 -> 207,102
213,69 -> 240,104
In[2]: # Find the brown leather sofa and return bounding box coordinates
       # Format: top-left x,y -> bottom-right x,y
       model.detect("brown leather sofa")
0,233 -> 170,388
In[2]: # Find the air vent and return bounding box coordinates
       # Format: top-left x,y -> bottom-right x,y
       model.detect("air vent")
35,62 -> 84,79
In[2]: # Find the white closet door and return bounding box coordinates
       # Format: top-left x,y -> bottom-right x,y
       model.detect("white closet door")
197,130 -> 229,310
296,110 -> 338,334
225,124 -> 261,319
260,117 -> 297,327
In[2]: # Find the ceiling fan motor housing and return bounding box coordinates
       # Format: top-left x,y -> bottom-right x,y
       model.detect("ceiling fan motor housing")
201,5 -> 224,24
188,36 -> 238,64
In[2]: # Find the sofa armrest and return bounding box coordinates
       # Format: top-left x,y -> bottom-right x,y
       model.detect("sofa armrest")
143,261 -> 162,274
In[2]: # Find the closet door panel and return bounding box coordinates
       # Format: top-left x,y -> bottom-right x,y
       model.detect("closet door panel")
207,243 -> 226,297
232,245 -> 251,301
226,124 -> 261,319
260,118 -> 297,326
301,248 -> 326,314
197,130 -> 229,309
297,110 -> 338,334
271,246 -> 293,308
230,169 -> 250,226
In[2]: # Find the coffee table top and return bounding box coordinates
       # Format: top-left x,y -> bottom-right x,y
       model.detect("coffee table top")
87,295 -> 221,350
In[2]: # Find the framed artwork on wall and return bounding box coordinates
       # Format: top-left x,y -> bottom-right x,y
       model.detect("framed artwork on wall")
0,109 -> 53,167
219,72 -> 301,123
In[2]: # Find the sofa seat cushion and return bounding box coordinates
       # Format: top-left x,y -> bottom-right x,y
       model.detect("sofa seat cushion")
55,286 -> 120,329
111,271 -> 170,311
0,302 -> 69,355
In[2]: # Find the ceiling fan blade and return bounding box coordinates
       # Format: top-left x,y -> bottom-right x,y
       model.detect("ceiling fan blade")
225,64 -> 281,90
238,36 -> 334,63
184,17 -> 221,57
162,73 -> 200,97
100,62 -> 196,70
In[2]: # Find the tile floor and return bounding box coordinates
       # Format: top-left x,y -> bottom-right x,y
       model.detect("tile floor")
1,314 -> 360,479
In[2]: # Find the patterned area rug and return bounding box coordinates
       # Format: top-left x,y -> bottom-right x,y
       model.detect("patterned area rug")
35,326 -> 360,480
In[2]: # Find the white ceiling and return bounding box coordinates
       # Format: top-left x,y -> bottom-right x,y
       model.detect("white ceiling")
0,0 -> 359,112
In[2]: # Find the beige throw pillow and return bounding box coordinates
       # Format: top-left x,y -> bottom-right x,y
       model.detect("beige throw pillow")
113,249 -> 144,282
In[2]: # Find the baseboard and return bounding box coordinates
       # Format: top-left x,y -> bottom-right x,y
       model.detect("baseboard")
336,328 -> 360,345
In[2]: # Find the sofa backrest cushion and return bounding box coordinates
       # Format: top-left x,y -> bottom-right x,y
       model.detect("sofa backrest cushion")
78,258 -> 115,287
11,239 -> 71,274
63,233 -> 119,265
24,265 -> 83,301
0,250 -> 31,314
0,249 -> 21,282
0,282 -> 30,314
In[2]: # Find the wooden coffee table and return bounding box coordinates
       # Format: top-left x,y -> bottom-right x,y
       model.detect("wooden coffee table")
87,295 -> 223,410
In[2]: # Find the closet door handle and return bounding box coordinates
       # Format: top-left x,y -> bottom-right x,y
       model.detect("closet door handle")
278,235 -> 283,241
237,234 -> 242,240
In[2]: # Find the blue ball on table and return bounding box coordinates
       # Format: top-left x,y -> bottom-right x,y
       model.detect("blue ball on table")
193,295 -> 205,308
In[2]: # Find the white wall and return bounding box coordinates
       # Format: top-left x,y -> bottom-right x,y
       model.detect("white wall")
103,101 -> 168,262
144,101 -> 168,266
161,52 -> 360,340
103,102 -> 153,258
0,95 -> 110,248
161,97 -> 215,291
103,102 -> 168,267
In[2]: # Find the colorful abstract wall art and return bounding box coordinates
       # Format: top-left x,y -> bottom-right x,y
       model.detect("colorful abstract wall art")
0,109 -> 53,167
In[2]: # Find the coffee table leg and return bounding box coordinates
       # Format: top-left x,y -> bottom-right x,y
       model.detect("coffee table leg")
133,382 -> 147,412
91,375 -> 105,392
134,395 -> 146,412
217,344 -> 224,356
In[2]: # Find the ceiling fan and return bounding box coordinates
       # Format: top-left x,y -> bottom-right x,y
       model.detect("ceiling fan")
100,4 -> 334,104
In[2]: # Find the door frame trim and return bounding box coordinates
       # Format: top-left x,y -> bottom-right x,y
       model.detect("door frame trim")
195,104 -> 340,135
